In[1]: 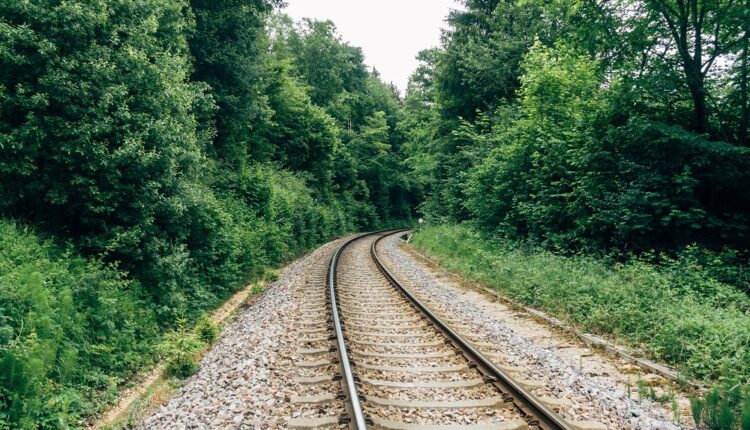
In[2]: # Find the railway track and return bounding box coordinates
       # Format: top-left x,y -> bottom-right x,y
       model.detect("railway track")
288,231 -> 587,430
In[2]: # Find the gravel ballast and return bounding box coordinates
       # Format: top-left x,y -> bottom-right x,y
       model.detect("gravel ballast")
140,238 -> 350,430
139,232 -> 694,429
378,233 -> 693,430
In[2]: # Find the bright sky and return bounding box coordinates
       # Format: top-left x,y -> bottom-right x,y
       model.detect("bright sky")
282,0 -> 458,94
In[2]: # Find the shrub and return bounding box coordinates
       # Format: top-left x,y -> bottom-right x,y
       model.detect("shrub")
0,220 -> 158,429
264,271 -> 280,283
194,317 -> 219,344
160,320 -> 204,379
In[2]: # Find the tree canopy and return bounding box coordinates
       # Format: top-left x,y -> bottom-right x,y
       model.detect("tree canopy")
0,2 -> 416,427
403,0 -> 750,254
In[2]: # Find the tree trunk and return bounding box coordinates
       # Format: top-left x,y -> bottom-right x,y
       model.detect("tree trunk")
685,60 -> 709,134
740,32 -> 749,146
665,0 -> 710,135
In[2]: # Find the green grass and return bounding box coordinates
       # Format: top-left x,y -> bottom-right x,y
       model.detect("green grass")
0,220 -> 159,428
411,224 -> 750,385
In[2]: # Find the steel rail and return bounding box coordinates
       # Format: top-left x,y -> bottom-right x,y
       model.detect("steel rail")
371,231 -> 576,430
328,232 -> 380,429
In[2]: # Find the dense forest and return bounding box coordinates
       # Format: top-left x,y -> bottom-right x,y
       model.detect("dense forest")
1,0 -> 749,428
0,1 -> 417,427
400,1 -> 750,427
404,0 -> 750,256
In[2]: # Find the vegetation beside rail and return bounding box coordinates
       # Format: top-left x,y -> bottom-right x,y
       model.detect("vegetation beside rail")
0,1 -> 417,428
398,0 -> 750,426
3,0 -> 750,427
411,225 -> 750,427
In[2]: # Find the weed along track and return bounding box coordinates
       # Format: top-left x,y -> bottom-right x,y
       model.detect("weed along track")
288,231 -> 599,430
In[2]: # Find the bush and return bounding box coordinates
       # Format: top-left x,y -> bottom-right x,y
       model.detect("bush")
194,317 -> 219,344
160,320 -> 204,379
0,220 -> 158,429
264,271 -> 280,283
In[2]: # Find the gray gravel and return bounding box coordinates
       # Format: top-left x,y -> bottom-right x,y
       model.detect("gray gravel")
138,233 -> 693,430
378,233 -> 692,430
139,238 -> 349,430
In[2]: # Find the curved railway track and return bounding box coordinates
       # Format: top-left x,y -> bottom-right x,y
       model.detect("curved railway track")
291,230 -> 580,430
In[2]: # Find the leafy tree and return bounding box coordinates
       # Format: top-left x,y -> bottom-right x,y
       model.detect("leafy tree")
188,0 -> 282,166
465,43 -> 607,245
634,0 -> 748,134
405,0 -> 750,248
437,0 -> 565,121
464,43 -> 750,251
268,14 -> 419,222
299,20 -> 368,119
0,0 -> 219,311
347,112 -> 394,215
260,59 -> 338,188
405,0 -> 561,221
399,49 -> 441,196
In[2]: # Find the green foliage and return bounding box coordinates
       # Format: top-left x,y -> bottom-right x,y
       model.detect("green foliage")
261,60 -> 339,188
0,0 -> 228,323
0,2 -> 413,428
462,43 -> 750,253
436,0 -> 552,120
276,18 -> 369,119
250,284 -> 265,296
0,220 -> 158,429
403,0 -> 750,261
159,319 -> 203,378
691,383 -> 750,430
264,271 -> 279,283
194,317 -> 219,344
412,225 -> 750,384
269,15 -> 420,223
188,0 -> 281,166
464,43 -> 608,247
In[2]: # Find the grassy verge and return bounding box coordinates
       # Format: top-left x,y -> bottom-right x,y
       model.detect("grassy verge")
412,224 -> 750,428
0,213 -> 339,429
411,224 -> 750,385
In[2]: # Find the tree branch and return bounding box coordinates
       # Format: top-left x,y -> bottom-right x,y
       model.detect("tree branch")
702,36 -> 745,73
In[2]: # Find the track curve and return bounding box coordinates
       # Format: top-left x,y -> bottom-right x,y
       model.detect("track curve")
327,231 -> 576,430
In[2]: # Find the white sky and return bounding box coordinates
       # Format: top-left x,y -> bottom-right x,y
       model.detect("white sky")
282,0 -> 457,93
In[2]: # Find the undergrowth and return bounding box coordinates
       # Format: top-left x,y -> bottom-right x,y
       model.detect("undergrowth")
411,224 -> 750,427
159,320 -> 203,379
0,220 -> 158,428
690,383 -> 750,430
